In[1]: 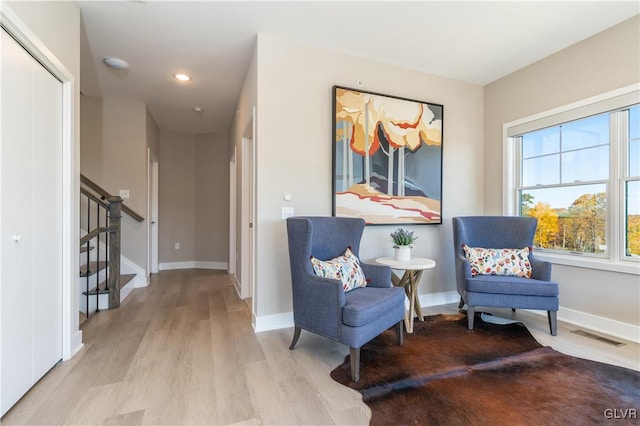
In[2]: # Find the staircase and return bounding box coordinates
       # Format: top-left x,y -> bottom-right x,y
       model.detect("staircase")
79,175 -> 144,324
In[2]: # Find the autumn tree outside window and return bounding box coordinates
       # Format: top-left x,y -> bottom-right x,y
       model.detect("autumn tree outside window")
505,87 -> 639,272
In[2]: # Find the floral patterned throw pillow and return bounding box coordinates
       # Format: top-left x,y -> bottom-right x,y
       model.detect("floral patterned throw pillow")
310,247 -> 368,292
462,244 -> 532,278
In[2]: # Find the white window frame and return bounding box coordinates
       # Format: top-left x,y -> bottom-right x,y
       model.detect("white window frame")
503,84 -> 640,276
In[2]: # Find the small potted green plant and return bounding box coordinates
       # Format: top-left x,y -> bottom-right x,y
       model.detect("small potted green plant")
390,228 -> 417,261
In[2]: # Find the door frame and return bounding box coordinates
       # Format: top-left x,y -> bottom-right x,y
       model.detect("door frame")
147,148 -> 159,278
228,145 -> 237,275
1,6 -> 80,360
240,109 -> 256,302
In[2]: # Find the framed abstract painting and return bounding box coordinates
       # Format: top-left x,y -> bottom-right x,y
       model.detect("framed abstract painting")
332,86 -> 444,225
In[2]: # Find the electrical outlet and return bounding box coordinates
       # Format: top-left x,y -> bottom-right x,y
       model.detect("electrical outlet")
119,189 -> 130,199
174,242 -> 180,250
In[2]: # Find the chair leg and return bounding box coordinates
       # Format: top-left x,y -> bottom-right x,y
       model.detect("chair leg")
467,305 -> 475,330
289,325 -> 301,350
548,311 -> 557,336
396,320 -> 404,346
458,297 -> 465,309
512,308 -> 516,312
350,347 -> 360,382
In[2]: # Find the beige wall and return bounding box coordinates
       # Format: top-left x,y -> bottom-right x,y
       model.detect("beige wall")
159,132 -> 229,265
146,107 -> 159,159
195,133 -> 230,263
484,16 -> 640,326
80,95 -> 149,269
159,133 -> 197,263
252,35 -> 484,317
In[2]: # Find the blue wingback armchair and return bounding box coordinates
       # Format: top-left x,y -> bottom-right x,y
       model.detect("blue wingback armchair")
452,216 -> 559,335
286,216 -> 405,382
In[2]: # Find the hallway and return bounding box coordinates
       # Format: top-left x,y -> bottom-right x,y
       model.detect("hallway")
2,270 -> 366,425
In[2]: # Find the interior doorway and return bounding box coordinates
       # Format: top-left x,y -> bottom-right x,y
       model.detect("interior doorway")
241,131 -> 255,300
230,107 -> 257,320
229,146 -> 236,276
147,148 -> 159,277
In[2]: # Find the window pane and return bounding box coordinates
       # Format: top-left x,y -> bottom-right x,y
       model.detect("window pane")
626,180 -> 640,257
630,105 -> 639,141
520,184 -> 606,254
522,127 -> 559,159
561,145 -> 609,182
561,113 -> 609,151
522,155 -> 559,186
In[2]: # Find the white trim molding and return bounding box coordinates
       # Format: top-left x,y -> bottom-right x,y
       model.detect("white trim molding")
251,291 -> 460,333
417,291 -> 459,309
159,261 -> 228,271
253,311 -> 294,333
527,306 -> 639,344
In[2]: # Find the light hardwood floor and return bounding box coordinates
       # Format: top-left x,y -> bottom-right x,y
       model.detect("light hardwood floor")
2,269 -> 638,425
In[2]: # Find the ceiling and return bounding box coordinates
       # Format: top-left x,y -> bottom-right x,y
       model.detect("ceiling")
78,1 -> 639,135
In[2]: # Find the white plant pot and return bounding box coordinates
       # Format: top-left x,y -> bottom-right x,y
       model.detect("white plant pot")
394,246 -> 411,261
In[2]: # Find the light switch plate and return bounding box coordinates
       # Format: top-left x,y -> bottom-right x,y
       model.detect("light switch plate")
282,206 -> 294,220
119,189 -> 130,199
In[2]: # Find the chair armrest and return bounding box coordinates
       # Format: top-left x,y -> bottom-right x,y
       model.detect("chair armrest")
456,254 -> 473,278
455,254 -> 473,296
360,262 -> 392,288
292,272 -> 345,339
529,255 -> 552,281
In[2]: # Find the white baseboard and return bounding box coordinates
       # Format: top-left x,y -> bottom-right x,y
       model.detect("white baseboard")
159,261 -> 228,271
252,291 -> 459,333
120,279 -> 136,301
253,311 -> 294,333
250,290 -> 639,344
435,290 -> 639,343
417,291 -> 459,308
70,331 -> 83,359
120,255 -> 147,288
526,306 -> 640,344
233,275 -> 242,297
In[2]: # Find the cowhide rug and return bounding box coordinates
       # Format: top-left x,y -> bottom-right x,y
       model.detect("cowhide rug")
330,313 -> 640,425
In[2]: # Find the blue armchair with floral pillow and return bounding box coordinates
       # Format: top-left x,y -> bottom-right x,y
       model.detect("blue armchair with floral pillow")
452,216 -> 559,335
286,216 -> 405,382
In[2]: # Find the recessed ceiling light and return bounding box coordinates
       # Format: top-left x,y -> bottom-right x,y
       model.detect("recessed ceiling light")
103,57 -> 129,70
174,73 -> 191,81
193,106 -> 204,113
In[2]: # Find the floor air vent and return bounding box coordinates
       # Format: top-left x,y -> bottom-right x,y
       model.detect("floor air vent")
571,330 -> 625,347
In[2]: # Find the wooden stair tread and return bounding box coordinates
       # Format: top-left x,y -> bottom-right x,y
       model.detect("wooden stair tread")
80,245 -> 94,253
82,273 -> 136,295
120,273 -> 136,287
80,261 -> 107,277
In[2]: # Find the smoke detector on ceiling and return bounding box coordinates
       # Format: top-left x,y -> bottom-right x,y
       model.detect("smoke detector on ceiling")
103,57 -> 129,70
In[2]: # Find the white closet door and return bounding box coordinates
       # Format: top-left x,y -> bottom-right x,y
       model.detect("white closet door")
1,28 -> 63,416
31,43 -> 63,381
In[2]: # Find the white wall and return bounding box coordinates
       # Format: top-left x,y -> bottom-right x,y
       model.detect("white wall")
252,35 -> 484,319
484,16 -> 640,329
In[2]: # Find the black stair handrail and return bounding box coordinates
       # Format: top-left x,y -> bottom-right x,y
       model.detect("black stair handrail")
80,190 -> 122,320
81,174 -> 144,222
